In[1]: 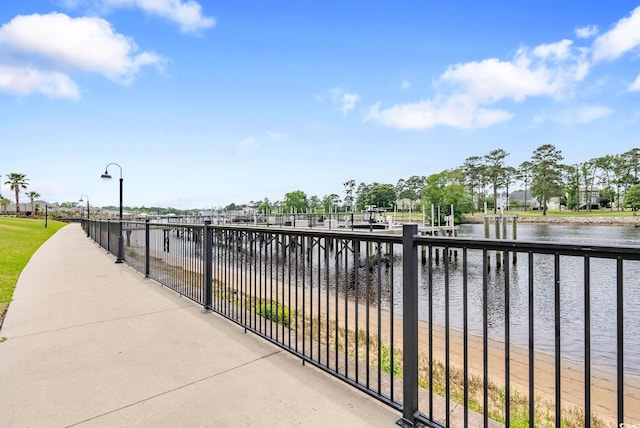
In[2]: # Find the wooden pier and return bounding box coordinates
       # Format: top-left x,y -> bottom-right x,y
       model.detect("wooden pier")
483,212 -> 518,270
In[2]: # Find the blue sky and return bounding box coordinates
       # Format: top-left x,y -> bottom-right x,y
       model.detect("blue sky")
2,1 -> 640,209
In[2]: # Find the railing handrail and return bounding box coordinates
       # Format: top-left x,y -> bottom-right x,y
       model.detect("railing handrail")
93,218 -> 640,258
85,218 -> 637,427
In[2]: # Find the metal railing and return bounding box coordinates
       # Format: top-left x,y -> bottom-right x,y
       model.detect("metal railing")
83,218 -> 640,427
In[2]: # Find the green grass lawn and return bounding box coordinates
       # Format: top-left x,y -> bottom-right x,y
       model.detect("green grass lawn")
0,217 -> 66,321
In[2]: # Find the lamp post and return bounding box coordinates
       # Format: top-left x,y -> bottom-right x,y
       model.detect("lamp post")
79,194 -> 90,219
101,163 -> 124,263
79,194 -> 90,237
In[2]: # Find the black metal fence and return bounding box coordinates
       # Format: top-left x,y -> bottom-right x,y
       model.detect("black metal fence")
83,218 -> 640,427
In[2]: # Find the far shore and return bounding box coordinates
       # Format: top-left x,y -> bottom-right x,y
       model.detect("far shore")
460,212 -> 640,227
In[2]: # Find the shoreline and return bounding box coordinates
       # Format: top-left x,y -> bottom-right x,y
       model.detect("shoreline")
461,214 -> 640,227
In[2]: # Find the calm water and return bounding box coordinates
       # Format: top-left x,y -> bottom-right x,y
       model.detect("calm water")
414,223 -> 640,374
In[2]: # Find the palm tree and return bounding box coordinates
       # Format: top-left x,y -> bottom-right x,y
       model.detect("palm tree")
1,197 -> 10,214
5,173 -> 29,213
26,191 -> 41,216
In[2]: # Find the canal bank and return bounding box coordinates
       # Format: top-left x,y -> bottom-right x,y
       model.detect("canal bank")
461,213 -> 640,226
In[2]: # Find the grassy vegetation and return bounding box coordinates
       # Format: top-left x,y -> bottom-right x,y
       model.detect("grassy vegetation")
389,208 -> 639,226
215,284 -> 607,427
149,255 -> 612,426
258,301 -> 295,326
0,217 -> 66,320
466,208 -> 636,219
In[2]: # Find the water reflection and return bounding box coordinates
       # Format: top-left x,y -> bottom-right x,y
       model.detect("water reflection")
419,223 -> 640,374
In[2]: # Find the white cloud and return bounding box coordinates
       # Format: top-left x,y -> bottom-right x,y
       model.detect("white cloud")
368,39 -> 588,130
441,42 -> 589,103
575,25 -> 598,39
329,86 -> 361,115
532,39 -> 574,61
574,105 -> 614,123
237,137 -> 258,154
103,0 -> 215,34
592,6 -> 640,62
265,131 -> 286,141
366,97 -> 513,130
401,80 -> 411,90
531,114 -> 546,127
630,74 -> 640,92
554,105 -> 614,124
0,12 -> 163,97
0,66 -> 79,99
341,92 -> 361,115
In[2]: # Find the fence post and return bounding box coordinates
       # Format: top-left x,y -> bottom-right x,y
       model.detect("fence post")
400,224 -> 419,426
145,218 -> 150,278
203,220 -> 213,312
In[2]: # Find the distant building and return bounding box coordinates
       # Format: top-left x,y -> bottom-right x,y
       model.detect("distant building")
4,200 -> 45,215
578,186 -> 600,209
508,190 -> 538,210
547,197 -> 561,210
198,209 -> 224,217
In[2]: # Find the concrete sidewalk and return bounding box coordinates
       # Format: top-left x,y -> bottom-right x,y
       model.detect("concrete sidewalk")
0,223 -> 400,427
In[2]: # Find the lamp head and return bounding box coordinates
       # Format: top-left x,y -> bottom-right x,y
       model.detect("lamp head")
101,171 -> 112,180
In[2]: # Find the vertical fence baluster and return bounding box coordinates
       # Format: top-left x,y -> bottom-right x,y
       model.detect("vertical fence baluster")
326,238 -> 330,367
354,239 -> 360,383
528,252 -> 535,428
463,247 -> 469,428
377,241 -> 382,395
145,219 -> 150,277
483,248 -> 489,428
390,242 -> 395,404
617,257 -> 624,426
429,244 -> 434,422
584,256 -> 591,428
365,239 -> 371,389
504,250 -> 511,428
555,253 -> 561,428
344,238 -> 350,379
444,244 -> 451,427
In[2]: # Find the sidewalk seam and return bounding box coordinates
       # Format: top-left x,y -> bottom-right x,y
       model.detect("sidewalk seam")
3,305 -> 195,340
9,284 -> 139,301
65,349 -> 283,427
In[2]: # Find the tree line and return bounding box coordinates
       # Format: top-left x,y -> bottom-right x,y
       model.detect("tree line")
461,146 -> 640,215
234,145 -> 640,217
6,145 -> 640,218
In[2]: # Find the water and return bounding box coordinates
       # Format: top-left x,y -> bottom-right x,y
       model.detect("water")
415,223 -> 640,374
129,222 -> 640,374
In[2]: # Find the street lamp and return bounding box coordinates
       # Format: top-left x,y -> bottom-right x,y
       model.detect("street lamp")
79,194 -> 90,237
101,163 -> 124,263
79,194 -> 90,219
